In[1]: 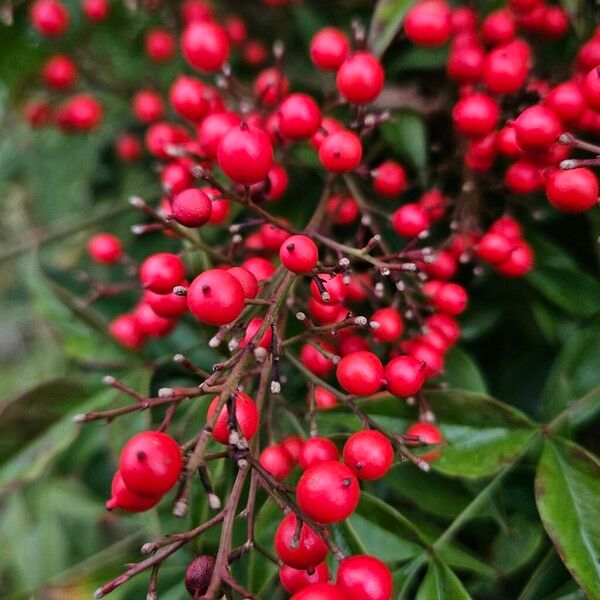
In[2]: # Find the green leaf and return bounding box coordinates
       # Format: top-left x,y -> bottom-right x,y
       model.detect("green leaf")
549,385 -> 600,433
443,347 -> 488,394
380,111 -> 428,186
368,0 -> 415,58
415,559 -> 471,600
535,437 -> 600,599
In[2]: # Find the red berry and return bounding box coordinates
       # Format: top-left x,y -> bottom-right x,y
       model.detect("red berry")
482,10 -> 515,45
161,160 -> 193,194
545,167 -> 598,212
490,215 -> 522,241
206,391 -> 259,444
30,0 -> 69,36
544,82 -> 586,124
198,111 -> 241,158
453,93 -> 499,138
343,430 -> 393,481
300,342 -> 335,377
82,0 -> 108,20
133,90 -> 164,123
60,94 -> 103,132
280,563 -> 329,594
405,0 -> 452,47
119,431 -> 182,496
299,437 -> 339,469
268,164 -> 289,201
421,250 -> 457,280
495,240 -> 534,277
310,273 -> 347,304
583,67 -> 600,113
145,122 -> 189,159
260,444 -> 294,480
310,27 -> 349,70
372,161 -> 407,197
423,281 -> 468,316
337,555 -> 393,600
319,130 -> 362,173
425,314 -> 460,345
182,21 -> 229,72
504,161 -> 543,195
241,256 -> 275,282
134,303 -> 177,338
280,235 -> 319,274
406,421 -> 443,461
254,67 -> 289,106
224,15 -> 247,45
514,105 -> 562,151
476,232 -> 514,264
185,556 -> 215,598
145,285 -> 188,319
297,461 -> 360,524
227,266 -> 258,299
336,351 -> 384,396
314,386 -> 338,409
419,189 -> 446,221
447,43 -> 484,84
327,195 -> 359,225
392,203 -> 430,238
259,220 -> 292,251
140,253 -> 185,294
311,117 -> 343,149
145,28 -> 176,62
336,52 -> 384,104
371,307 -> 403,343
279,93 -> 322,140
482,44 -> 528,95
187,269 -> 245,325
116,133 -> 142,162
243,40 -> 268,67
281,436 -> 304,462
169,76 -> 209,122
218,123 -> 274,184
496,126 -> 522,158
291,583 -> 345,600
275,513 -> 329,569
451,7 -> 477,32
240,316 -> 272,349
172,188 -> 213,227
181,0 -> 212,23
407,340 -> 444,378
109,314 -> 145,349
105,471 -> 162,512
88,233 -> 122,264
42,55 -> 77,90
208,196 -> 231,224
385,355 -> 426,397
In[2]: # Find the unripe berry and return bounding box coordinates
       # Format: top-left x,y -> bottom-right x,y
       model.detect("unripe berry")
453,93 -> 499,138
336,52 -> 384,104
300,342 -> 335,377
280,235 -> 319,274
319,130 -> 362,173
343,430 -> 393,481
371,307 -> 403,342
145,28 -> 176,62
296,461 -> 360,524
280,563 -> 329,594
109,314 -> 145,349
30,0 -> 69,36
275,513 -> 329,569
88,233 -> 122,264
372,161 -> 407,197
299,437 -> 339,469
206,391 -> 259,444
385,355 -> 426,397
291,583 -> 345,600
185,555 -> 216,598
105,471 -> 162,512
172,188 -> 213,227
337,555 -> 393,600
406,421 -> 443,461
279,93 -> 322,140
545,167 -> 598,212
405,0 -> 452,47
182,21 -> 229,72
514,105 -> 562,151
140,253 -> 185,294
260,444 -> 294,480
187,269 -> 245,325
310,28 -> 349,70
392,203 -> 430,238
119,431 -> 182,496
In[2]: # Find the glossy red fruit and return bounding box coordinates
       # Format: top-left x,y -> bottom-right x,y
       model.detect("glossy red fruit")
81,0 -> 108,20
299,437 -> 339,469
407,341 -> 444,378
453,93 -> 499,138
482,44 -> 528,95
424,281 -> 468,316
319,130 -> 362,173
109,314 -> 145,349
172,188 -> 212,227
544,82 -> 586,124
447,42 -> 484,84
259,220 -> 291,251
145,122 -> 189,159
260,444 -> 294,480
88,233 -> 122,264
392,203 -> 430,238
373,161 -> 407,197
133,90 -> 164,123
242,256 -> 275,282
225,15 -> 246,45
161,160 -> 193,194
116,133 -> 142,162
279,93 -> 322,140
545,167 -> 598,212
105,471 -> 162,512
140,253 -> 185,295
337,351 -> 384,396
476,232 -> 514,264
419,189 -> 446,221
371,307 -> 403,343
405,0 -> 452,47
275,513 -> 329,569
291,583 -> 345,600
314,386 -> 338,409
42,55 -> 76,90
280,563 -> 330,594
206,391 -> 259,444
119,431 -> 182,496
385,355 -> 426,397
268,164 -> 289,201
504,161 -> 543,195
327,195 -> 359,225
337,555 -> 393,600
185,556 -> 215,598
482,9 -> 515,45
182,21 -> 229,72
218,123 -> 273,184
490,215 -> 522,241
169,76 -> 208,122
243,39 -> 268,67
198,111 -> 240,158
208,196 -> 231,225
240,316 -> 272,349
310,28 -> 349,70
297,461 -> 360,524
311,273 -> 346,304
451,6 -> 477,32
514,105 -> 562,151
60,94 -> 103,132
254,67 -> 289,106
280,235 -> 319,274
187,269 -> 245,325
421,250 -> 457,280
311,117 -> 343,149
406,421 -> 443,461
583,67 -> 600,113
425,314 -> 460,346
145,28 -> 175,62
495,240 -> 534,277
227,266 -> 258,299
133,303 -> 177,338
300,342 -> 335,377
281,436 -> 304,462
336,52 -> 384,104
496,126 -> 522,158
145,286 -> 188,319
30,0 -> 69,36
343,430 -> 393,481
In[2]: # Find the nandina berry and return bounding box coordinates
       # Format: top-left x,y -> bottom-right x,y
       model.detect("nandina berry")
490,215 -> 522,241
309,301 -> 346,326
181,0 -> 212,22
208,196 -> 231,225
161,160 -> 193,194
140,253 -> 185,294
407,340 -> 444,378
300,342 -> 335,377
370,307 -> 403,343
583,67 -> 600,113
311,117 -> 343,149
299,437 -> 339,469
105,471 -> 162,512
540,6 -> 569,38
336,52 -> 384,104
421,250 -> 457,280
145,122 -> 189,159
453,93 -> 499,138
447,42 -> 484,84
476,232 -> 514,265
281,436 -> 304,462
336,351 -> 384,396
291,583 -> 345,600
482,44 -> 529,95
405,0 -> 452,47
116,133 -> 142,162
241,256 -> 276,282
145,285 -> 188,319
296,461 -> 360,524
514,105 -> 562,151
81,0 -> 108,20
419,189 -> 446,221
227,266 -> 258,299
30,0 -> 69,36
424,281 -> 468,316
243,40 -> 268,67
544,82 -> 586,124
198,111 -> 241,158
280,562 -> 329,594
319,130 -> 362,173
451,6 -> 477,32
280,235 -> 319,274
495,240 -> 534,277
259,220 -> 292,250
267,164 -> 289,201
42,55 -> 77,90
392,203 -> 430,238
240,316 -> 272,349
187,269 -> 245,325
310,273 -> 346,304
24,100 -> 53,128
169,76 -> 209,122
60,95 -> 103,132
88,233 -> 122,264
145,28 -> 176,62
338,334 -> 369,356
260,444 -> 294,480
337,555 -> 393,600
278,93 -> 322,140
185,555 -> 216,598
218,123 -> 274,184
504,160 -> 543,194
206,391 -> 259,444
406,421 -> 443,461
254,67 -> 289,106
425,314 -> 460,346
327,195 -> 359,225
372,161 -> 407,197
119,431 -> 182,496
545,167 -> 598,212
385,355 -> 426,397
482,9 -> 515,45
496,126 -> 522,158
172,188 -> 213,227
275,513 -> 329,569
310,27 -> 349,71
343,430 -> 393,481
182,21 -> 229,72
134,303 -> 177,338
133,90 -> 164,123
314,386 -> 338,409
109,314 -> 145,349
224,15 -> 246,45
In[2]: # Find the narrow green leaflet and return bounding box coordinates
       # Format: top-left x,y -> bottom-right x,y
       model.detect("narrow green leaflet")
535,438 -> 600,599
415,558 -> 471,600
443,347 -> 488,394
368,0 -> 415,58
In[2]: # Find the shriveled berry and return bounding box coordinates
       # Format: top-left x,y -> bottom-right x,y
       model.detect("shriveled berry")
185,555 -> 216,598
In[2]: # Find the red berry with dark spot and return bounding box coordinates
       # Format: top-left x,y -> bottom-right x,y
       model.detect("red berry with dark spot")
206,391 -> 259,444
319,130 -> 362,173
187,269 -> 245,325
343,430 -> 393,481
275,513 -> 329,569
281,235 -> 319,274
